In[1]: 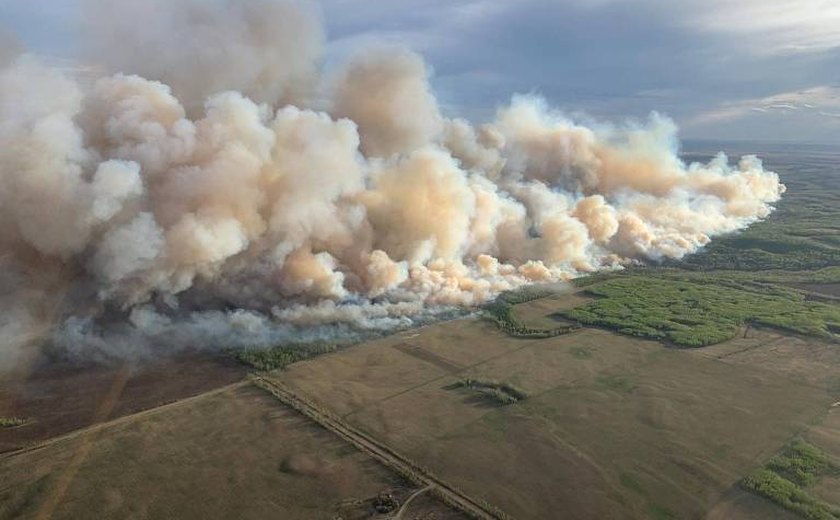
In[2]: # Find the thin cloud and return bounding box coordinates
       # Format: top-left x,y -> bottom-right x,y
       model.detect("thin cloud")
690,0 -> 840,54
688,86 -> 840,126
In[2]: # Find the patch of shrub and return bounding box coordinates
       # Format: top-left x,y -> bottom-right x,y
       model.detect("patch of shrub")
741,469 -> 840,520
0,417 -> 28,428
455,378 -> 528,405
741,440 -> 840,520
767,439 -> 836,486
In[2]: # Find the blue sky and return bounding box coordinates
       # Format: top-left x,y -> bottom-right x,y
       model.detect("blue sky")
2,0 -> 839,143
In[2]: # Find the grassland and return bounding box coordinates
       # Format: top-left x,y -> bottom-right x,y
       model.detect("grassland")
0,384 -> 466,520
268,301 -> 839,519
0,354 -> 247,454
553,145 -> 840,518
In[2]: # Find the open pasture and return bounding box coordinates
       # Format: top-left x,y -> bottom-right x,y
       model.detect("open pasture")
0,384 -> 465,520
269,295 -> 838,519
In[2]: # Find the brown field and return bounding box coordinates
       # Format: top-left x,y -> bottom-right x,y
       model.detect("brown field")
688,326 -> 840,390
0,353 -> 247,453
706,400 -> 840,519
1,292 -> 838,520
704,488 -> 802,520
269,295 -> 839,520
0,383 -> 466,520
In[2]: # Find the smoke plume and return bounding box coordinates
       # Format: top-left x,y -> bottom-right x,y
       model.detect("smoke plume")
0,0 -> 784,366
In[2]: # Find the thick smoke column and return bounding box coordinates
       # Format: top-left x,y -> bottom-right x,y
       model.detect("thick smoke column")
0,0 -> 784,366
83,0 -> 325,112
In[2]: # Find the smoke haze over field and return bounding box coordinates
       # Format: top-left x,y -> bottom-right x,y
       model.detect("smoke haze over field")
0,0 -> 784,366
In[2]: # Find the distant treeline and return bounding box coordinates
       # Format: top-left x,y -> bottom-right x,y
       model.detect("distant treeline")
676,161 -> 840,272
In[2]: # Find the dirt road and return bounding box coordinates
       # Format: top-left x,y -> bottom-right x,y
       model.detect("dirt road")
251,375 -> 511,520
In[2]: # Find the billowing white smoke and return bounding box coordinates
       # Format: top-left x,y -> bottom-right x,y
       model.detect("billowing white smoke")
0,0 -> 784,365
82,0 -> 325,112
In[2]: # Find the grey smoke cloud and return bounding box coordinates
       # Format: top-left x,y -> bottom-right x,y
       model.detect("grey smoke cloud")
0,0 -> 784,366
83,0 -> 325,112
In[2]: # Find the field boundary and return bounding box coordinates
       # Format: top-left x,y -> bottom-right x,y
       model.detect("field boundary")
251,375 -> 512,520
0,380 -> 250,460
392,342 -> 464,372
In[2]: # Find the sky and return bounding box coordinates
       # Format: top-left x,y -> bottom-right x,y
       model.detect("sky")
1,0 -> 839,143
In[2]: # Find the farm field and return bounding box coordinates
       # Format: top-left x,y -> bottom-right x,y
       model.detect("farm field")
268,295 -> 840,519
0,383 -> 467,520
4,294 -> 835,519
0,354 -> 247,453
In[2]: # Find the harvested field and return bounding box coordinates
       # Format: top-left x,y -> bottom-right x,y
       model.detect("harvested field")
689,328 -> 840,392
0,383 -> 466,520
269,295 -> 838,520
704,488 -> 801,520
0,354 -> 247,453
0,295 -> 836,519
